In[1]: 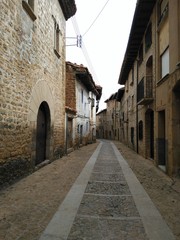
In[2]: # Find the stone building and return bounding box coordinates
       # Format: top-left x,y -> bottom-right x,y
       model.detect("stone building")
65,62 -> 102,152
104,93 -> 121,140
96,88 -> 124,141
118,0 -> 180,176
96,109 -> 107,139
0,0 -> 76,187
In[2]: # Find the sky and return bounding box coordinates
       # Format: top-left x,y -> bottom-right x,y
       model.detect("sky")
66,0 -> 137,112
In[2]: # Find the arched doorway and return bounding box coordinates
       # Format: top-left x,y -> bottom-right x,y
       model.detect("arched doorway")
145,109 -> 154,159
36,101 -> 50,165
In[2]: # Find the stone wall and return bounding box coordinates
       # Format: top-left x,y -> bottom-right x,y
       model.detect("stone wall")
0,0 -> 67,187
66,63 -> 76,111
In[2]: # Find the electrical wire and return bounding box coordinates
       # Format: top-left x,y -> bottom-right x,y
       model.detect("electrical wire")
82,0 -> 110,37
71,15 -> 109,103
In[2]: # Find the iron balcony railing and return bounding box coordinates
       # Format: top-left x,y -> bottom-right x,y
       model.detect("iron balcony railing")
137,75 -> 153,104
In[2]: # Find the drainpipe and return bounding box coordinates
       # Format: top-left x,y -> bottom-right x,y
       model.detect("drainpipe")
136,59 -> 139,154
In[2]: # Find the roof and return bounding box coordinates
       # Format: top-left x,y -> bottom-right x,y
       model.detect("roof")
95,85 -> 103,101
118,0 -> 156,84
96,108 -> 107,115
104,92 -> 118,103
66,62 -> 102,99
59,0 -> 76,20
116,87 -> 125,102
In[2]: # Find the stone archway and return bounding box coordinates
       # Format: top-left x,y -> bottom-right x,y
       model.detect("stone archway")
36,101 -> 50,165
28,80 -> 54,165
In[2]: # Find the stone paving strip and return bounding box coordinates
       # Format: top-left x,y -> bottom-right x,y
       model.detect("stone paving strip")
39,140 -> 175,240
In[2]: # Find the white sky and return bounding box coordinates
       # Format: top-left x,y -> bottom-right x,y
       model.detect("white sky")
66,0 -> 137,112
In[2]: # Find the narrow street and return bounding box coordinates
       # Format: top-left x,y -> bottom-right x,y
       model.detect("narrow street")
0,140 -> 179,240
39,140 -> 175,240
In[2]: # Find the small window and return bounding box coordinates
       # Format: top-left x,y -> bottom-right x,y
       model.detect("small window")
158,0 -> 169,24
139,121 -> 143,140
160,0 -> 168,15
28,0 -> 34,10
22,0 -> 36,21
145,23 -> 152,52
81,90 -> 83,103
54,22 -> 60,58
161,47 -> 169,78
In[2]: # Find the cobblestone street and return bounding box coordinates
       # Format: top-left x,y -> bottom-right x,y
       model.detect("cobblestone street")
66,141 -> 148,240
0,140 -> 179,240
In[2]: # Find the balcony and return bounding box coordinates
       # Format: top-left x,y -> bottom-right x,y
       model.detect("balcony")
137,76 -> 153,105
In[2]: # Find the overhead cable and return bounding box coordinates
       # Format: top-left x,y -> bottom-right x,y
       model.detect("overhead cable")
71,16 -> 109,100
82,0 -> 110,37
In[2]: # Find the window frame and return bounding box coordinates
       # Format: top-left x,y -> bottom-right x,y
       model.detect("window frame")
54,22 -> 61,58
158,0 -> 169,25
160,47 -> 169,79
22,0 -> 36,21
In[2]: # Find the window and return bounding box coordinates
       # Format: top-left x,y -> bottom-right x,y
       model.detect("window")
145,23 -> 152,52
22,0 -> 36,21
158,0 -> 169,24
161,47 -> 169,78
139,121 -> 143,140
81,90 -> 83,103
54,21 -> 60,58
28,0 -> 34,10
160,0 -> 168,15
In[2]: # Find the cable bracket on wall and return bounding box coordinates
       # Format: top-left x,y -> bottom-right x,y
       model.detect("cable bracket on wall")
66,35 -> 82,48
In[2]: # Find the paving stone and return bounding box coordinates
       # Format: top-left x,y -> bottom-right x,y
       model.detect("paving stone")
93,165 -> 122,173
85,181 -> 130,195
68,216 -> 148,240
94,162 -> 121,167
90,172 -> 125,182
78,194 -> 139,217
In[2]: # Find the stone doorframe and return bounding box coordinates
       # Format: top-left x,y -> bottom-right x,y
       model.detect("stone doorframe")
28,80 -> 54,166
